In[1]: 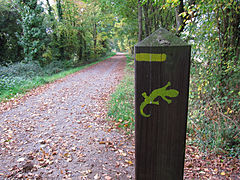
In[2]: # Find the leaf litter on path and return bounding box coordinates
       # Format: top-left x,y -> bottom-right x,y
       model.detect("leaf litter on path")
0,54 -> 135,179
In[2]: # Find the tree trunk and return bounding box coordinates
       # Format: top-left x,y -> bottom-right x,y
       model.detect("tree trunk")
78,32 -> 83,62
153,5 -> 159,31
215,2 -> 240,97
93,23 -> 97,54
175,0 -> 184,35
56,0 -> 65,60
175,0 -> 196,35
56,0 -> 63,21
46,0 -> 53,16
149,2 -> 153,34
138,0 -> 143,42
230,4 -> 240,63
143,2 -> 150,37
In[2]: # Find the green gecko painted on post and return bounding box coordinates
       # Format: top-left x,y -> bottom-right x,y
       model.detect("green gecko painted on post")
140,82 -> 179,118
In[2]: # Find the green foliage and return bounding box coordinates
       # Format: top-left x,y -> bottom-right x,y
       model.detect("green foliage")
113,18 -> 138,52
81,0 -> 115,57
0,0 -> 23,64
181,0 -> 240,154
0,61 -> 44,100
42,0 -> 114,64
108,55 -> 134,132
1,0 -> 115,66
16,0 -> 47,63
105,0 -> 176,52
101,0 -> 138,52
0,61 -> 43,78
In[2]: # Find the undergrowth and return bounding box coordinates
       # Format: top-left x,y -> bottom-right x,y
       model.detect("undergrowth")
187,75 -> 240,157
0,52 -> 116,102
108,54 -> 134,133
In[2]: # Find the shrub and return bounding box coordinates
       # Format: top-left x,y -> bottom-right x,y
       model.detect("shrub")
0,61 -> 43,78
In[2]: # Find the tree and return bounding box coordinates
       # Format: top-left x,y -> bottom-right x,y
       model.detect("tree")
0,0 -> 23,64
138,0 -> 143,42
177,0 -> 239,152
16,0 -> 47,64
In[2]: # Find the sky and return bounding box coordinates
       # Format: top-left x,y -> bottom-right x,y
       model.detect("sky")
40,0 -> 55,8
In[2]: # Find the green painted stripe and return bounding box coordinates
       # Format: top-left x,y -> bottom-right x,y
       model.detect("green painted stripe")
136,53 -> 167,62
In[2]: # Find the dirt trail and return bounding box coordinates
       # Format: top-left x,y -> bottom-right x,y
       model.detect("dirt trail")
0,54 -> 135,179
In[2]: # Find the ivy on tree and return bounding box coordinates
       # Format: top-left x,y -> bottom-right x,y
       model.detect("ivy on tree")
16,0 -> 47,64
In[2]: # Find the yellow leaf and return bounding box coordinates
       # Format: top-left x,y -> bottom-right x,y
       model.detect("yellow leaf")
221,172 -> 226,176
125,160 -> 133,165
64,153 -> 69,157
166,0 -> 178,3
180,12 -> 187,17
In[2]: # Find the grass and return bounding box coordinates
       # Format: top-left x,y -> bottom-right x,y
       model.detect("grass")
0,77 -> 45,101
107,54 -> 135,132
0,52 -> 116,102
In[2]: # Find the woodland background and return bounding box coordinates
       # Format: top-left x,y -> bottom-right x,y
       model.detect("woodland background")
0,0 -> 239,156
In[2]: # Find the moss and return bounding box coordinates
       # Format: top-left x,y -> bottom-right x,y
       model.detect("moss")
135,28 -> 188,47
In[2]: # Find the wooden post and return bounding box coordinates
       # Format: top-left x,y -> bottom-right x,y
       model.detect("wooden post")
135,28 -> 191,179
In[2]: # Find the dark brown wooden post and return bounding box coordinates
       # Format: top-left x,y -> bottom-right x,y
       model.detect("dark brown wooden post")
135,28 -> 191,180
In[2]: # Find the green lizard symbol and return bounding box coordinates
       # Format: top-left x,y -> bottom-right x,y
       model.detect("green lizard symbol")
140,81 -> 179,118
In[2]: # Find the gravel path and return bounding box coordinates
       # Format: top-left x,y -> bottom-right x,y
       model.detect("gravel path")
0,54 -> 135,179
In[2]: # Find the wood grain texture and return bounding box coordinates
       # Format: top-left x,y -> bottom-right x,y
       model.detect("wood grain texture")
135,46 -> 191,180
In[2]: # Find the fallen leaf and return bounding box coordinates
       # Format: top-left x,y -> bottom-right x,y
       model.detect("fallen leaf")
17,157 -> 25,162
220,171 -> 226,176
94,173 -> 100,179
125,160 -> 133,165
105,175 -> 112,180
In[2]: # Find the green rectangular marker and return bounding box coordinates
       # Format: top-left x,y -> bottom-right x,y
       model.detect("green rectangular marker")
135,53 -> 167,62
